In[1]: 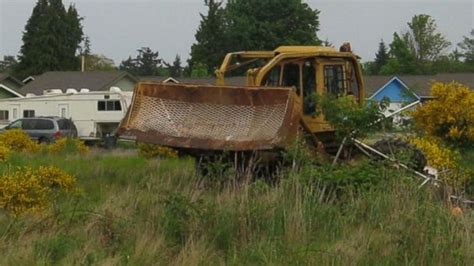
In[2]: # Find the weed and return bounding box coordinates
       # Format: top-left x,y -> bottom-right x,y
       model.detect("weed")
34,234 -> 80,263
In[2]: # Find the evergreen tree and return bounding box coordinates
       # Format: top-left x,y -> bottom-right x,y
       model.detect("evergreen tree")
0,56 -> 18,73
80,35 -> 92,56
189,0 -> 227,74
373,39 -> 389,74
119,56 -> 136,74
15,0 -> 83,78
64,4 -> 83,70
166,55 -> 183,78
119,47 -> 163,76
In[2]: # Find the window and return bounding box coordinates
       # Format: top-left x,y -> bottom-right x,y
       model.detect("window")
0,110 -> 8,120
58,119 -> 74,130
8,120 -> 22,129
98,100 -> 122,111
302,61 -> 316,115
348,65 -> 360,98
34,119 -> 54,130
23,110 -> 35,118
282,63 -> 300,94
263,66 -> 281,87
60,107 -> 67,118
22,119 -> 36,130
58,119 -> 68,130
324,65 -> 345,95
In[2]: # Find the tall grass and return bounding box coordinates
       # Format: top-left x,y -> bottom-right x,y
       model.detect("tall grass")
0,149 -> 472,265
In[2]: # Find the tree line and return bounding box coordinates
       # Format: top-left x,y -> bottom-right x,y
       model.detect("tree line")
0,0 -> 472,80
365,15 -> 473,75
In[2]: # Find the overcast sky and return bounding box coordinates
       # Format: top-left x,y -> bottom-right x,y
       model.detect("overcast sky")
0,0 -> 473,66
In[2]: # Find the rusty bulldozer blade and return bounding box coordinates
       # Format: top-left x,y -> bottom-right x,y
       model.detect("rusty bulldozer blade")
117,82 -> 302,151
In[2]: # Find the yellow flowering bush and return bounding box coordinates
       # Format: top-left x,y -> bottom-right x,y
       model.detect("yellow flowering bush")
410,137 -> 468,187
0,166 -> 77,216
0,128 -> 40,153
138,143 -> 178,159
48,137 -> 89,155
36,166 -> 77,192
0,145 -> 11,161
412,82 -> 474,145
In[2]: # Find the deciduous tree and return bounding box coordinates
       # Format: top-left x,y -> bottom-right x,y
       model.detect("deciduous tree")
405,14 -> 451,63
381,33 -> 418,74
225,0 -> 321,51
83,54 -> 116,71
458,29 -> 474,64
383,15 -> 451,74
189,0 -> 321,73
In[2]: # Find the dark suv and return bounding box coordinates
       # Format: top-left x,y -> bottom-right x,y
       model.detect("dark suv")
1,117 -> 78,143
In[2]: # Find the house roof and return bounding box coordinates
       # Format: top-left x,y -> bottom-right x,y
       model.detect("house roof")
0,73 -> 24,96
368,76 -> 420,101
0,73 -> 24,88
140,76 -> 246,86
365,73 -> 474,97
20,71 -> 138,95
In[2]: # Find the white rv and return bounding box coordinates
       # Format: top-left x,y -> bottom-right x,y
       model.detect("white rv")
0,88 -> 133,141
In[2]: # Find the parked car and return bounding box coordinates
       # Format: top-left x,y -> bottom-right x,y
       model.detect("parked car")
0,117 -> 78,143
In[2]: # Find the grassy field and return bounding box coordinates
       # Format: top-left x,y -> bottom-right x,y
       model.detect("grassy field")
0,147 -> 473,265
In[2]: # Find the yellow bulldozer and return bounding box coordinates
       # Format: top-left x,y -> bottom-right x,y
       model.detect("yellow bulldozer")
118,44 -> 365,158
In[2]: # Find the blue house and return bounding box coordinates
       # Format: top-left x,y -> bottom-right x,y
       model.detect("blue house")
368,76 -> 420,110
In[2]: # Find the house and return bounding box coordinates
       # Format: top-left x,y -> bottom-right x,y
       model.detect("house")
367,76 -> 419,113
365,73 -> 474,115
0,73 -> 24,98
19,71 -> 138,96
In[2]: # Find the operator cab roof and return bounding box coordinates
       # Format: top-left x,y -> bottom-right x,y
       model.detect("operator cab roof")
274,46 -> 338,54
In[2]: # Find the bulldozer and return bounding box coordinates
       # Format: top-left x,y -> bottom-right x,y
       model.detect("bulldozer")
117,44 -> 366,162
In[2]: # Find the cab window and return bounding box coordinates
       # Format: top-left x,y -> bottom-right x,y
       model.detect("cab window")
264,65 -> 281,86
282,63 -> 300,93
348,66 -> 360,98
324,65 -> 345,95
302,61 -> 316,115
